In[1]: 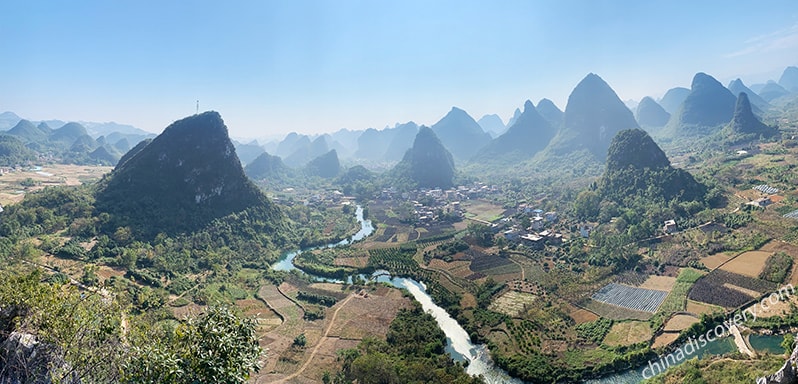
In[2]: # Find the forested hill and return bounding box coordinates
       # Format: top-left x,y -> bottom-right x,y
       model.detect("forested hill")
598,128 -> 707,204
390,126 -> 455,189
94,111 -> 282,238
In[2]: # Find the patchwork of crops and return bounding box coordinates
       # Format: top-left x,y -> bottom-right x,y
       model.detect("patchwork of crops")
591,283 -> 668,313
687,269 -> 777,308
468,249 -> 515,273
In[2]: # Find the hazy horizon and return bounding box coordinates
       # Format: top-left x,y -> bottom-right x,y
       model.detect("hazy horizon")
2,0 -> 797,139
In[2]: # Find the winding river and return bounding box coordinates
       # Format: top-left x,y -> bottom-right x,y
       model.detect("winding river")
272,205 -> 782,384
272,205 -> 521,383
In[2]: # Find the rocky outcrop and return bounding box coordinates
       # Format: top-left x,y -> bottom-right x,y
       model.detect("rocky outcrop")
758,336 -> 798,384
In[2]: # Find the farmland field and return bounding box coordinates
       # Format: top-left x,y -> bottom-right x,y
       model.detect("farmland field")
489,291 -> 538,317
602,321 -> 652,347
565,303 -> 599,324
720,251 -> 772,278
688,269 -> 777,309
664,314 -> 700,331
0,164 -> 113,205
462,199 -> 506,222
686,300 -> 723,315
591,283 -> 668,313
652,333 -> 680,349
639,275 -> 677,291
468,249 -> 520,276
583,299 -> 653,321
701,252 -> 733,270
656,268 -> 705,314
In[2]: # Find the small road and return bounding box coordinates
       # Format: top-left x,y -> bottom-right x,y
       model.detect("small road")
274,294 -> 355,384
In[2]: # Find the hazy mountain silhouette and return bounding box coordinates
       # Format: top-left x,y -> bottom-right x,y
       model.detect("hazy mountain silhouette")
779,66 -> 798,93
354,128 -> 392,161
477,114 -> 506,137
658,87 -> 690,115
49,122 -> 90,148
0,111 -> 22,131
545,73 -> 639,159
95,111 -> 275,238
635,97 -> 670,128
244,152 -> 292,181
664,73 -> 736,135
233,140 -> 266,165
724,92 -> 779,139
728,79 -> 769,112
430,107 -> 491,161
305,149 -> 341,178
507,108 -> 522,128
383,122 -> 419,161
536,98 -> 564,128
472,100 -> 555,163
758,81 -> 790,102
284,135 -> 329,167
391,126 -> 455,189
6,120 -> 48,142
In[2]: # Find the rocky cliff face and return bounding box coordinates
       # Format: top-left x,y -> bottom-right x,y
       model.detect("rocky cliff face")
758,337 -> 798,384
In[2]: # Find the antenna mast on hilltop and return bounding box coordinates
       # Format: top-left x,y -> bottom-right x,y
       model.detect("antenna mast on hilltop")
196,100 -> 199,115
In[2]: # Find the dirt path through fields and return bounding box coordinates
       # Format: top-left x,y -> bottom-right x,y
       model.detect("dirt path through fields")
273,294 -> 354,384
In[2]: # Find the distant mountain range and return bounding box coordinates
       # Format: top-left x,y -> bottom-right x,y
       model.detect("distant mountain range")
0,112 -> 156,166
4,65 -> 795,175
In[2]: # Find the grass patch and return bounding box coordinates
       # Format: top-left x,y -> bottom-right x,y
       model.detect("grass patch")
602,321 -> 652,347
760,252 -> 793,283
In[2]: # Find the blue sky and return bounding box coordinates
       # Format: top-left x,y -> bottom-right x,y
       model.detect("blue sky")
2,1 -> 797,139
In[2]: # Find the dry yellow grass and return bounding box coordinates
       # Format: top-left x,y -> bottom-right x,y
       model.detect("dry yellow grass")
652,332 -> 680,349
720,251 -> 772,278
639,275 -> 677,291
748,295 -> 798,319
602,321 -> 652,347
701,253 -> 733,270
686,300 -> 724,316
664,314 -> 700,331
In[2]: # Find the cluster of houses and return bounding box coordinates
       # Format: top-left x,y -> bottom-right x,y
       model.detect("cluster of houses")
273,188 -> 354,207
500,206 -> 564,249
378,182 -> 499,202
747,184 -> 784,208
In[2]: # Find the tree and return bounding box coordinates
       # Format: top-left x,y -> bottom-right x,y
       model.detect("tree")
467,223 -> 494,247
294,333 -> 307,348
0,270 -> 125,384
782,333 -> 795,355
124,305 -> 262,383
